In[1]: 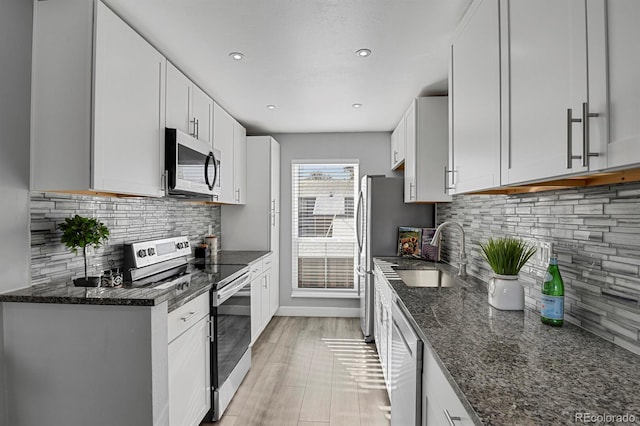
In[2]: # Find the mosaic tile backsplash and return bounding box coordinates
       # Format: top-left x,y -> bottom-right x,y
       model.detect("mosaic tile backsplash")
436,181 -> 640,355
30,192 -> 220,286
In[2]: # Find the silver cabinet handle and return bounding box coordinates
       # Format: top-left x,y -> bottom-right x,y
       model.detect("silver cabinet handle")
180,310 -> 199,322
444,409 -> 462,426
581,102 -> 599,167
195,118 -> 200,140
409,182 -> 415,200
190,118 -> 197,138
235,188 -> 240,203
393,150 -> 398,163
444,166 -> 455,193
566,108 -> 583,168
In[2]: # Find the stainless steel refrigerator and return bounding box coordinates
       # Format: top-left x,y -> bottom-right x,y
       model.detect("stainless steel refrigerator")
356,175 -> 434,341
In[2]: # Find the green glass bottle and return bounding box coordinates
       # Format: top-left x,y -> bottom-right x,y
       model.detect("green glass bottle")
541,255 -> 564,326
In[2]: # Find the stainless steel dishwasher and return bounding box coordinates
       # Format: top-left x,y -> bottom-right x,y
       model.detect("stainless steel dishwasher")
391,297 -> 423,426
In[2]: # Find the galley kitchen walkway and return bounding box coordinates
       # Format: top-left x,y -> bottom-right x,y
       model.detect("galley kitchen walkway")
202,316 -> 391,426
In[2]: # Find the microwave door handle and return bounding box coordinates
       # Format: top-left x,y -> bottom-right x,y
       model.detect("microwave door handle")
212,151 -> 219,190
204,152 -> 214,190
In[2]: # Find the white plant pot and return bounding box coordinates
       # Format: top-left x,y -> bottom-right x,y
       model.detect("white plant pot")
488,274 -> 524,311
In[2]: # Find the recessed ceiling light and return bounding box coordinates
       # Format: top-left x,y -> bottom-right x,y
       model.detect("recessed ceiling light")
355,48 -> 372,57
229,52 -> 244,60
266,105 -> 276,110
352,103 -> 362,108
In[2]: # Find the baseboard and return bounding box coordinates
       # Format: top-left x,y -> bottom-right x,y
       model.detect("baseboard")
275,306 -> 360,317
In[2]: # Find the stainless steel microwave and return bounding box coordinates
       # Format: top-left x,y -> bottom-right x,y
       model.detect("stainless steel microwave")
165,128 -> 221,199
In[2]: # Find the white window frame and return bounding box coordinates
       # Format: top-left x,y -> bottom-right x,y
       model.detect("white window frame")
291,159 -> 359,299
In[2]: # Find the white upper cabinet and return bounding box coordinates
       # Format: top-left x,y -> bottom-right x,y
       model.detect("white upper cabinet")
500,0 -> 606,185
233,120 -> 247,204
403,97 -> 451,203
597,0 -> 640,170
31,0 -> 165,197
214,102 -> 236,204
390,121 -> 405,170
165,63 -> 191,135
191,85 -> 214,145
213,102 -> 246,205
166,62 -> 213,145
449,0 -> 501,194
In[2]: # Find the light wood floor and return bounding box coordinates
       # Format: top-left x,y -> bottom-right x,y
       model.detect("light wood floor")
202,316 -> 391,426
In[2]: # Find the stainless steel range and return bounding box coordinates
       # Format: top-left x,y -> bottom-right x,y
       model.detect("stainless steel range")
123,236 -> 252,423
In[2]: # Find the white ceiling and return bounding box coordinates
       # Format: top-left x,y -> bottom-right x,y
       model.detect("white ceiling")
103,0 -> 472,135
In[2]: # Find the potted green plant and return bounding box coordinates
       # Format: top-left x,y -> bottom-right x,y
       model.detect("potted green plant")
479,237 -> 536,310
58,215 -> 110,287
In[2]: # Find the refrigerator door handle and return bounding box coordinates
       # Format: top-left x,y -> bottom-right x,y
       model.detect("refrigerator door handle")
355,190 -> 364,252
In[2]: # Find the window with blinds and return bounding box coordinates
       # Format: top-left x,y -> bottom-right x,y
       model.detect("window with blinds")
292,161 -> 359,295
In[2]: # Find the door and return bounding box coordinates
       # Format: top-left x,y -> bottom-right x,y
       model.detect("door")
501,0 -> 603,184
191,85 -> 213,145
92,1 -> 165,197
598,0 -> 640,169
168,317 -> 211,426
214,102 -> 235,203
166,62 -> 191,135
404,101 -> 417,202
233,120 -> 247,204
449,0 -> 501,193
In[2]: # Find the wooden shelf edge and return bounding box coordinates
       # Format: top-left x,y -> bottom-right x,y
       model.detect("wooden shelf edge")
461,168 -> 640,196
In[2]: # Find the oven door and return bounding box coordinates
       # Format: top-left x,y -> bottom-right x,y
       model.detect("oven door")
165,127 -> 217,197
212,274 -> 251,389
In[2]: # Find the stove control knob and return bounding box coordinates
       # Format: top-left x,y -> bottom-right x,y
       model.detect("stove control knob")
184,241 -> 190,248
137,249 -> 147,258
147,248 -> 156,256
176,242 -> 184,249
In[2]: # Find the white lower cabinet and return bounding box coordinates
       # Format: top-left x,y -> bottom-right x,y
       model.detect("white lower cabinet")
423,347 -> 474,426
250,254 -> 275,343
373,267 -> 393,396
168,293 -> 211,426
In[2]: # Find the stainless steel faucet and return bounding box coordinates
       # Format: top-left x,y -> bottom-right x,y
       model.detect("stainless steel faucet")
430,221 -> 467,277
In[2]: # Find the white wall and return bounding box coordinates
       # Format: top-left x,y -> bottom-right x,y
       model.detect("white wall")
272,132 -> 400,313
0,0 -> 33,421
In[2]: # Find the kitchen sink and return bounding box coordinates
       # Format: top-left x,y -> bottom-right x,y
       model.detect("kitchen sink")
395,269 -> 458,288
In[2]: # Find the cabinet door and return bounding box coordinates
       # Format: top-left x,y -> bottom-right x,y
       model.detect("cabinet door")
261,271 -> 271,328
270,139 -> 281,214
166,62 -> 191,135
450,0 -> 501,193
598,0 -> 640,169
168,317 -> 211,426
93,2 -> 165,197
250,274 -> 262,343
233,120 -> 247,204
423,348 -> 474,426
390,124 -> 404,170
213,102 -> 235,203
191,85 -> 213,145
403,102 -> 417,202
501,0 -> 596,184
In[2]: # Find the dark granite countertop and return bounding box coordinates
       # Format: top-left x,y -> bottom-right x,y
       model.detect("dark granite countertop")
374,256 -> 640,426
0,251 -> 271,312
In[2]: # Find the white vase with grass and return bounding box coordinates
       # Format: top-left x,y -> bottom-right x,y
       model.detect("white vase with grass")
479,237 -> 536,311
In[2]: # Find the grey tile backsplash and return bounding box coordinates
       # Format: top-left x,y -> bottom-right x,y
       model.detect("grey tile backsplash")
30,192 -> 220,286
436,181 -> 640,355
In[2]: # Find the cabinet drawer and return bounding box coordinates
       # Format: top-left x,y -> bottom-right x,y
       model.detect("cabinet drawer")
249,260 -> 264,279
168,292 -> 209,343
262,254 -> 273,271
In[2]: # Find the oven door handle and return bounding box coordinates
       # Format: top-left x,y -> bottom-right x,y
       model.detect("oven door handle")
214,272 -> 251,306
